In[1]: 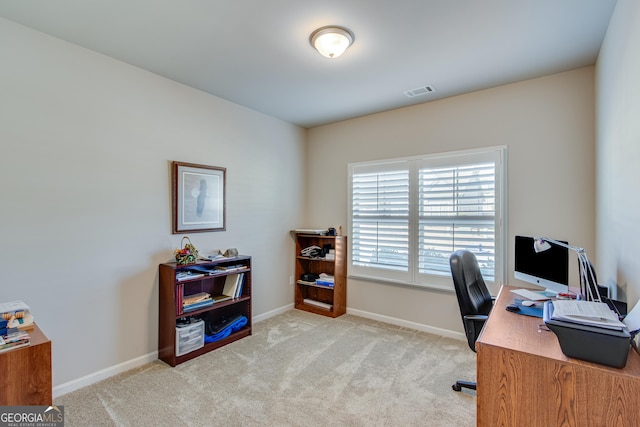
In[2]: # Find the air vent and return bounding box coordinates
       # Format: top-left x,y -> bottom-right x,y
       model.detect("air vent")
404,85 -> 436,97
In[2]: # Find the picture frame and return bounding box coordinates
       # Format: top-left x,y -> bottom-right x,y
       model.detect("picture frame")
172,161 -> 226,233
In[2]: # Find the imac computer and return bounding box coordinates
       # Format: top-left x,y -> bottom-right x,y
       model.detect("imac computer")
514,235 -> 569,295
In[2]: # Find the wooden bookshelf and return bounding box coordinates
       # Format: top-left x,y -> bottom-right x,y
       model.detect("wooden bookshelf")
294,234 -> 346,318
158,256 -> 252,367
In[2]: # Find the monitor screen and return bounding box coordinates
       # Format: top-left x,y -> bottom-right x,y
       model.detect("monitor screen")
514,235 -> 569,294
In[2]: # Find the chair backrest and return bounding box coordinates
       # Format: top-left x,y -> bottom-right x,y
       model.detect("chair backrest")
449,250 -> 493,350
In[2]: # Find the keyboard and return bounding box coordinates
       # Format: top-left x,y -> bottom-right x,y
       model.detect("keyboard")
510,288 -> 551,301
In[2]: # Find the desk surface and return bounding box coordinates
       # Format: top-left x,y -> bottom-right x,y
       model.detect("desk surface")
479,285 -> 640,376
476,285 -> 640,426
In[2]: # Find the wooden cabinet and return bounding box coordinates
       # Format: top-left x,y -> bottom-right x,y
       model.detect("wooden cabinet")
0,323 -> 52,406
294,234 -> 346,318
158,256 -> 252,367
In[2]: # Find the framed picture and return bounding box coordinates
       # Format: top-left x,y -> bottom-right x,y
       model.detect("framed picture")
172,161 -> 226,233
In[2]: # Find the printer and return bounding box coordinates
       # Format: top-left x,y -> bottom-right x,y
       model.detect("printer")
543,301 -> 632,368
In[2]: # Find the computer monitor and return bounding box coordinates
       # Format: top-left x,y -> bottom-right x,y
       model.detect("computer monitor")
514,235 -> 569,295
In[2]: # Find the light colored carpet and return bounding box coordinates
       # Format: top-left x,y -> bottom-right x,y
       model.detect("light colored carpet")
55,310 -> 476,426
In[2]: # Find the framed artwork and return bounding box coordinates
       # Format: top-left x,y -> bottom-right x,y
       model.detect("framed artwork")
172,161 -> 226,233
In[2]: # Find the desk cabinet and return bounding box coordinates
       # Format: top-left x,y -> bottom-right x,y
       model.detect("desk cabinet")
477,286 -> 640,426
0,323 -> 52,406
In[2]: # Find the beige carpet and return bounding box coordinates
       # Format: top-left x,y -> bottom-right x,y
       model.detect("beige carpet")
55,310 -> 476,426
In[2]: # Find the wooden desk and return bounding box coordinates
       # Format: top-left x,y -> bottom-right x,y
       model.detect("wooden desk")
477,285 -> 640,426
0,323 -> 52,406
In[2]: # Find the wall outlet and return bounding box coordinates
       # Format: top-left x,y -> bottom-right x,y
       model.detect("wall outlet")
289,275 -> 294,286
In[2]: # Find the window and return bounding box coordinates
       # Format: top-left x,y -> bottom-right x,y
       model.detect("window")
348,147 -> 506,290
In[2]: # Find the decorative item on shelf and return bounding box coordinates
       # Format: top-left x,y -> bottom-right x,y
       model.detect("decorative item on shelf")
174,236 -> 198,265
223,248 -> 238,257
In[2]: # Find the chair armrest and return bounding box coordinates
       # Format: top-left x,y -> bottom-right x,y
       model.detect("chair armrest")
464,314 -> 488,322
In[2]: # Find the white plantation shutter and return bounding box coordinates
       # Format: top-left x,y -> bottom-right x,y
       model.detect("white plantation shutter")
350,163 -> 410,282
348,147 -> 505,289
418,162 -> 496,281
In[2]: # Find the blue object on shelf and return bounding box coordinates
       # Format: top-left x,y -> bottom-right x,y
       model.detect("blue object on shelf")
204,316 -> 248,343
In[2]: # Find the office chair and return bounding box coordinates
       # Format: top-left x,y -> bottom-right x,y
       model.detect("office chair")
449,249 -> 494,392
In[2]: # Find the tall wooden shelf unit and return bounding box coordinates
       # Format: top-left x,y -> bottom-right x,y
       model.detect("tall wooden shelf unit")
158,256 -> 252,367
294,234 -> 347,318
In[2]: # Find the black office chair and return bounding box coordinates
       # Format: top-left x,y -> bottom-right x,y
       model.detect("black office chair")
449,249 -> 494,392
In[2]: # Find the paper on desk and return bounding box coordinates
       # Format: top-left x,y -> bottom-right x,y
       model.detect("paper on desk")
623,300 -> 640,333
551,300 -> 626,330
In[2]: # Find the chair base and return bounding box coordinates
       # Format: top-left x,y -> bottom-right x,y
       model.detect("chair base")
452,380 -> 476,392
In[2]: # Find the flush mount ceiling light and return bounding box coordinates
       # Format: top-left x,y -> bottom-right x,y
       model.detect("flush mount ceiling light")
309,25 -> 354,59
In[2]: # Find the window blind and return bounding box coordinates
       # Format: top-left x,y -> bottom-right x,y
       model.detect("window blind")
417,163 -> 496,281
348,147 -> 505,289
351,169 -> 409,271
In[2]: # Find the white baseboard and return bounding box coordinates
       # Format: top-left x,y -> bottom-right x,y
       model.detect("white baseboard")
53,351 -> 158,398
346,307 -> 466,341
253,303 -> 294,323
53,303 -> 294,398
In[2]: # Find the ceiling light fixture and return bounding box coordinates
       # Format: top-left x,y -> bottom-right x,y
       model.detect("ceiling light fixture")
309,25 -> 354,59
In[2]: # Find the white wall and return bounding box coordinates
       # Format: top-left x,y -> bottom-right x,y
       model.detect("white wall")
0,18 -> 306,391
596,0 -> 640,305
307,68 -> 595,333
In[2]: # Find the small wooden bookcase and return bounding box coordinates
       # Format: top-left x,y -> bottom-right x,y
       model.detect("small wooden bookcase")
294,234 -> 347,318
158,256 -> 252,367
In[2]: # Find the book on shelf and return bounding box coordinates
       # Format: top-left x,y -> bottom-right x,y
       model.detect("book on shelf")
212,294 -> 232,303
214,264 -> 246,272
183,292 -> 211,305
234,273 -> 245,298
176,283 -> 184,315
183,299 -> 214,312
222,273 -> 245,298
176,271 -> 205,281
0,330 -> 30,353
183,292 -> 213,312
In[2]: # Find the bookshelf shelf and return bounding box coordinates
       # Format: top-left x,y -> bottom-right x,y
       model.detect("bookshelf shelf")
158,256 -> 252,367
294,234 -> 346,318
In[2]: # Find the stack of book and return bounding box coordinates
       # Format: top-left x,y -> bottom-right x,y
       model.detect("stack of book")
183,292 -> 213,312
0,330 -> 30,352
0,300 -> 33,352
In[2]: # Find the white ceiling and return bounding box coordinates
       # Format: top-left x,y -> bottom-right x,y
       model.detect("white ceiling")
0,0 -> 617,128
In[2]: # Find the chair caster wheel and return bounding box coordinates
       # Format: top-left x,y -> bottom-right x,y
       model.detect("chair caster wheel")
452,383 -> 461,392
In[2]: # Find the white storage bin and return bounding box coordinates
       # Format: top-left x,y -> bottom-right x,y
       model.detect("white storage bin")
176,319 -> 205,356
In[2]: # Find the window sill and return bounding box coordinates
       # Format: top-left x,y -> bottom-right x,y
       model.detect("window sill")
347,273 -> 455,293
